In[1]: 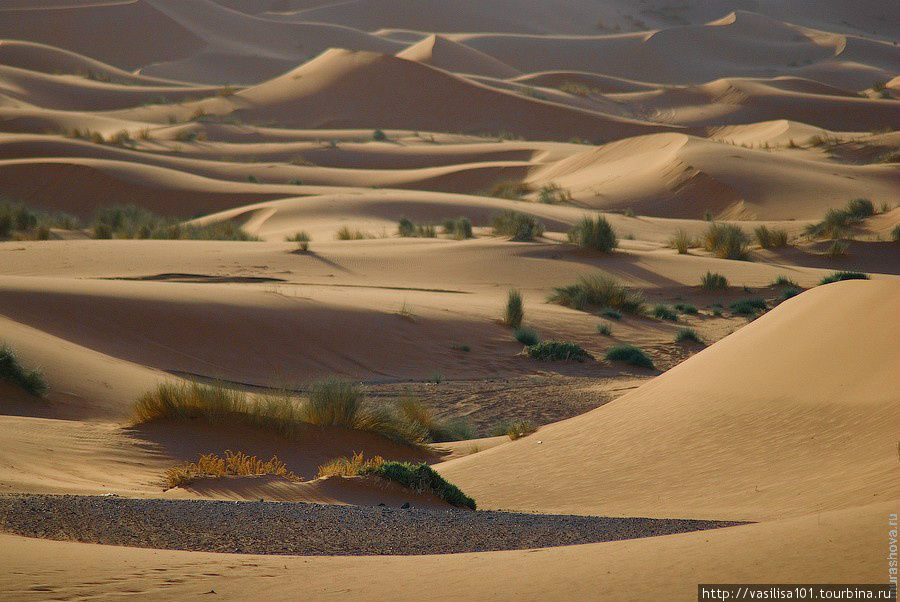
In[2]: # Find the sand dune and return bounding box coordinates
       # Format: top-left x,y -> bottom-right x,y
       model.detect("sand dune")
397,35 -> 521,79
439,279 -> 899,520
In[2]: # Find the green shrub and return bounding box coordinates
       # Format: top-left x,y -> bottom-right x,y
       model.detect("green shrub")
373,129 -> 387,142
675,328 -> 702,344
652,304 -> 678,321
780,287 -> 801,301
492,210 -> 544,241
526,341 -> 593,362
600,309 -> 622,321
397,218 -> 436,238
488,180 -> 531,200
805,200 -> 875,240
703,223 -> 749,259
772,275 -> 798,287
674,303 -> 698,315
596,323 -> 611,336
730,298 -> 767,316
549,274 -> 645,314
819,271 -> 868,285
754,225 -> 789,249
845,199 -> 875,220
504,289 -> 524,328
567,215 -> 617,252
367,461 -> 476,510
604,345 -> 654,369
442,217 -> 473,240
0,344 -> 48,396
91,205 -> 257,241
700,271 -> 728,290
513,327 -> 539,346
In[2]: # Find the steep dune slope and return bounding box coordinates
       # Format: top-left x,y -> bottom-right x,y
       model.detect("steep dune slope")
397,35 -> 520,79
439,279 -> 899,520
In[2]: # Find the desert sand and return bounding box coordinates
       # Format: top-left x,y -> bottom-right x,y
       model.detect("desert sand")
0,1 -> 897,600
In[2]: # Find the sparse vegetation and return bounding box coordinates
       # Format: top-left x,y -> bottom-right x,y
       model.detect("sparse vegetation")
674,303 -> 698,315
442,217 -> 473,240
729,298 -> 767,316
0,199 -> 79,240
373,129 -> 388,142
668,229 -> 693,254
165,451 -> 300,489
526,341 -> 593,362
91,206 -> 257,241
675,328 -> 702,344
700,271 -> 729,291
703,223 -> 750,260
779,287 -> 801,301
567,215 -> 618,252
753,225 -> 789,249
537,183 -> 573,204
819,271 -> 868,285
504,420 -> 536,440
0,344 -> 48,397
549,274 -> 645,314
892,224 -> 900,242
336,226 -> 373,240
317,452 -> 385,478
604,345 -> 654,369
513,327 -> 539,346
652,304 -> 678,321
805,199 -> 876,240
772,275 -> 798,287
600,309 -> 622,321
596,323 -> 611,336
287,231 -> 311,252
488,180 -> 531,200
825,240 -> 848,257
491,210 -> 544,241
504,289 -> 525,328
397,217 -> 436,238
395,398 -> 474,443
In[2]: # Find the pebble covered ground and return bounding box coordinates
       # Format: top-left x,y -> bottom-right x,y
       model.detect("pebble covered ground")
0,494 -> 745,556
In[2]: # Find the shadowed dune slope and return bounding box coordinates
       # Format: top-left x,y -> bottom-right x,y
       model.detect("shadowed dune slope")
396,35 -> 521,79
438,279 -> 899,521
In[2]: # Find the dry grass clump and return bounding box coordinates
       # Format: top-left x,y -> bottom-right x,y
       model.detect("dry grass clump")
568,215 -> 617,252
491,210 -> 544,241
504,289 -> 524,328
488,180 -> 531,200
700,271 -> 728,290
549,273 -> 645,314
538,183 -> 573,204
442,217 -> 473,240
0,199 -> 79,240
753,225 -> 789,249
286,231 -> 311,252
165,450 -> 301,489
804,199 -> 875,240
397,217 -> 436,238
395,398 -> 474,443
702,223 -> 750,260
668,229 -> 694,254
317,451 -> 385,478
0,344 -> 48,397
335,226 -> 374,240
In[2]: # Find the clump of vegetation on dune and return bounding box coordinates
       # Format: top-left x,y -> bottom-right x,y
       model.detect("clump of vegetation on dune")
525,341 -> 593,362
0,198 -> 79,241
753,225 -> 789,249
489,420 -> 536,440
537,183 -> 573,204
133,379 -> 474,447
548,273 -> 645,315
729,298 -> 767,316
504,289 -> 525,328
804,199 -> 875,240
700,271 -> 728,291
668,229 -> 695,254
442,217 -> 473,240
491,210 -> 545,241
0,344 -> 48,397
604,344 -> 654,369
317,453 -> 476,510
567,215 -> 617,252
286,231 -> 311,252
488,180 -> 531,200
335,226 -> 374,240
397,217 -> 436,238
675,328 -> 702,344
651,304 -> 678,321
514,327 -> 540,346
91,205 -> 258,241
165,451 -> 301,489
819,271 -> 869,285
702,223 -> 750,260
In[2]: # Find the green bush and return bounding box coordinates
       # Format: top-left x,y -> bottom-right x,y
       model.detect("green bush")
504,289 -> 524,328
819,271 -> 868,285
730,298 -> 767,316
754,225 -> 789,249
674,303 -> 698,315
442,217 -> 473,240
604,345 -> 654,369
366,461 -> 476,510
596,323 -> 611,336
514,327 -> 539,346
675,328 -> 702,344
700,271 -> 728,290
567,215 -> 617,252
703,223 -> 749,259
0,344 -> 48,396
373,129 -> 387,142
492,210 -> 544,241
549,274 -> 645,314
526,341 -> 593,362
652,304 -> 678,321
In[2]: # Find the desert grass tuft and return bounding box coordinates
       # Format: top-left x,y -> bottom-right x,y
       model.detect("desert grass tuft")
729,298 -> 767,316
525,341 -> 593,362
702,223 -> 749,260
165,450 -> 301,489
397,217 -> 436,238
286,231 -> 311,252
0,344 -> 48,396
668,229 -> 692,254
754,225 -> 789,249
674,303 -> 698,315
772,275 -> 798,287
604,345 -> 654,369
442,217 -> 473,240
491,210 -> 544,241
651,304 -> 678,321
700,271 -> 728,291
395,398 -> 474,443
317,452 -> 385,478
504,289 -> 524,328
567,215 -> 617,252
513,327 -> 539,346
336,226 -> 372,240
549,274 -> 645,314
675,328 -> 702,344
488,180 -> 531,200
596,322 -> 611,336
819,271 -> 868,285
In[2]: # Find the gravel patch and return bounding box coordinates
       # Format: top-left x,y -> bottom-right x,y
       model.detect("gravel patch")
0,494 -> 745,556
